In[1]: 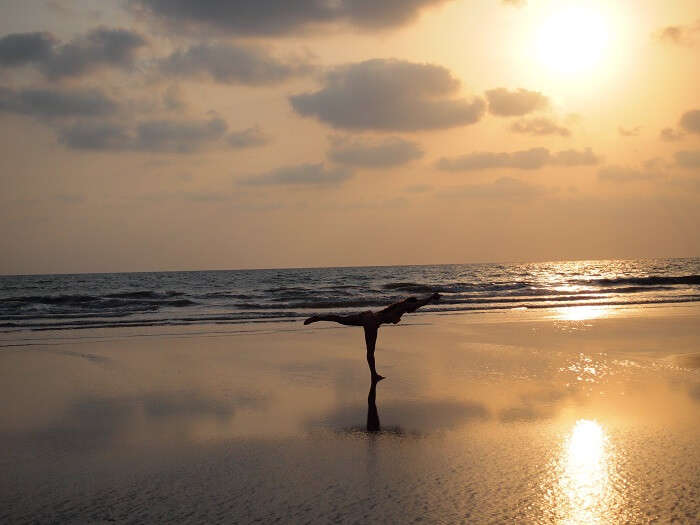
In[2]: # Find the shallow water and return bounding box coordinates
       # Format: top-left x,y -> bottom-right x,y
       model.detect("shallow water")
1,308 -> 699,523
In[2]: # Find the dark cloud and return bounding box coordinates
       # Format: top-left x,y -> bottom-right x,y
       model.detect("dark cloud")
131,0 -> 451,36
675,150 -> 700,169
618,126 -> 641,137
44,27 -> 146,78
655,20 -> 700,46
510,117 -> 570,136
227,126 -> 270,148
598,166 -> 663,182
0,27 -> 146,78
58,117 -> 228,153
290,59 -> 485,131
240,163 -> 352,185
660,127 -> 684,142
0,32 -> 54,66
159,43 -> 312,85
679,109 -> 700,134
0,86 -> 118,118
485,87 -> 548,116
436,147 -> 599,171
327,136 -> 423,167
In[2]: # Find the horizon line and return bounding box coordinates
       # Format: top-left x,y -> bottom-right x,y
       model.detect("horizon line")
1,255 -> 699,278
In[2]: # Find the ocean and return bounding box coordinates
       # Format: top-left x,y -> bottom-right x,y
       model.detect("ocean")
1,258 -> 699,332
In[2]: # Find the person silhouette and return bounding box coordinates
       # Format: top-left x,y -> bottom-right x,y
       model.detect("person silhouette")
303,293 -> 440,381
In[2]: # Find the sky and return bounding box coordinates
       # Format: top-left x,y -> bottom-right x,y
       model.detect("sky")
1,0 -> 699,274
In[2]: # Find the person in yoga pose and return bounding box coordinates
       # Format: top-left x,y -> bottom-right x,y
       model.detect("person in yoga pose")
304,293 -> 441,381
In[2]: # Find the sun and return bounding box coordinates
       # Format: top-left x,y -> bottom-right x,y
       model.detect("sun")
536,6 -> 610,74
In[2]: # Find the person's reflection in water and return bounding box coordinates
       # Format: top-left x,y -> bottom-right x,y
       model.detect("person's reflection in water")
304,293 -> 441,381
367,377 -> 381,432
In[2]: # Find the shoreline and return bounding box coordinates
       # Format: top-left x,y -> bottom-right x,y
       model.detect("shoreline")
3,301 -> 700,346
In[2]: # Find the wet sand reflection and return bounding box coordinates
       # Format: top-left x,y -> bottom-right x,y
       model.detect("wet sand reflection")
547,419 -> 624,524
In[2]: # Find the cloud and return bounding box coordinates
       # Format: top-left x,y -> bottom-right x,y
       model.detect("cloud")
618,126 -> 641,137
0,86 -> 118,118
655,20 -> 700,46
679,109 -> 700,134
436,147 -> 599,171
163,85 -> 185,111
441,176 -> 545,200
509,117 -> 570,136
159,43 -> 312,85
0,32 -> 54,66
131,0 -> 451,36
58,121 -> 131,150
290,59 -> 485,131
58,117 -> 228,153
550,148 -> 600,166
437,147 -> 549,171
485,87 -> 548,116
0,27 -> 146,78
598,165 -> 664,182
240,163 -> 352,186
227,126 -> 270,148
675,150 -> 700,169
327,136 -> 423,167
660,127 -> 684,141
136,118 -> 227,153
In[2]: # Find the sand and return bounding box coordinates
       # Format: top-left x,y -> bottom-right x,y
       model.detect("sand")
1,305 -> 699,523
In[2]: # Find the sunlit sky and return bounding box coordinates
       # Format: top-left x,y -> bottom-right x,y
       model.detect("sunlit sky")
1,0 -> 699,274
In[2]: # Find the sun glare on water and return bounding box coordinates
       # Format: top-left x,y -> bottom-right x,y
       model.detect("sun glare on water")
542,419 -> 629,522
537,6 -> 610,74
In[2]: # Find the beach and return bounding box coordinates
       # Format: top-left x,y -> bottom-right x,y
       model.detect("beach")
1,304 -> 699,523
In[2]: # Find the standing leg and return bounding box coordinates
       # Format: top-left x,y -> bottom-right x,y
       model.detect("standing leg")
364,325 -> 383,380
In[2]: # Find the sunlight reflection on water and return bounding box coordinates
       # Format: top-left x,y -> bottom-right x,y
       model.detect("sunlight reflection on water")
544,419 -> 629,524
555,305 -> 612,321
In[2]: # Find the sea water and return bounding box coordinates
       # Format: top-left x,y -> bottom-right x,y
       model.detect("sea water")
1,258 -> 699,332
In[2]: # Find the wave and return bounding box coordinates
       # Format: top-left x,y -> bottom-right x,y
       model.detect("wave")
105,290 -> 183,299
583,275 -> 700,287
0,293 -> 198,313
382,281 -> 550,294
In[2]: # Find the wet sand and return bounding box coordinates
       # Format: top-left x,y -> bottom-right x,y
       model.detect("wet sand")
1,305 -> 699,523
